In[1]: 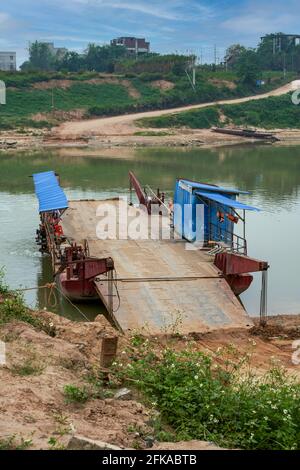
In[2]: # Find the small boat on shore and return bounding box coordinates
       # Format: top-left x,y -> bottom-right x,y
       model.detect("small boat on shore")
212,127 -> 280,142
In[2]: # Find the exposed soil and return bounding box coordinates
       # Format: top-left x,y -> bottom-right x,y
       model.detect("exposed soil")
31,77 -> 141,99
32,80 -> 75,90
150,80 -> 175,91
31,109 -> 87,123
208,79 -> 237,90
1,81 -> 300,151
1,310 -> 300,450
54,81 -> 295,142
0,312 -> 152,450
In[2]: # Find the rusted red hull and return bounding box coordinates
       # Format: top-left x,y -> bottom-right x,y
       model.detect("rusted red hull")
214,252 -> 268,296
225,273 -> 253,296
57,273 -> 99,302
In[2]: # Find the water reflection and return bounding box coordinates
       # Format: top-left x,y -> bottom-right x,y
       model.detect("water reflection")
0,144 -> 300,317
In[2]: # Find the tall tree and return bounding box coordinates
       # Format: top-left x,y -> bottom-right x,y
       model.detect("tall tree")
56,52 -> 85,72
225,44 -> 246,69
85,44 -> 127,72
28,41 -> 55,71
235,49 -> 262,86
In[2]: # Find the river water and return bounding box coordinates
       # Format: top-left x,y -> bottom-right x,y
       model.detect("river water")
0,144 -> 300,320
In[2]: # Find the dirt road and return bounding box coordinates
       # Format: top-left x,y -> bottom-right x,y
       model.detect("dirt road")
55,81 -> 296,141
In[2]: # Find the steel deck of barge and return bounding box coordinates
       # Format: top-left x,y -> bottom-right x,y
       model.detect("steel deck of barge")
61,199 -> 253,334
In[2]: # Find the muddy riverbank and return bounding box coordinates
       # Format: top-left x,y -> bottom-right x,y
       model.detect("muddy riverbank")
2,126 -> 300,152
1,304 -> 300,450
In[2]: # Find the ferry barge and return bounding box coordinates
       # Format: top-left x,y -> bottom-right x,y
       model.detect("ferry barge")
33,170 -> 269,334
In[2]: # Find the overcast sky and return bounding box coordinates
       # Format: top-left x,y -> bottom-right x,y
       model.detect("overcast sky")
1,0 -> 299,66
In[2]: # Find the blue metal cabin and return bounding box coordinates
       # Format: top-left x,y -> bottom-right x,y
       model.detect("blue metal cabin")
33,171 -> 68,213
173,179 -> 259,253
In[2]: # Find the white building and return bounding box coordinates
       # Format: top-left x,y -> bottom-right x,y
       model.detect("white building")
0,52 -> 16,71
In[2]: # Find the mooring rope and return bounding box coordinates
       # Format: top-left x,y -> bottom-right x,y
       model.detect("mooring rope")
112,269 -> 121,313
53,284 -> 91,322
16,282 -> 91,323
44,283 -> 57,309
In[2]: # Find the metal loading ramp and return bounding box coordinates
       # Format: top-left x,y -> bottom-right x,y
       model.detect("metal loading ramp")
61,200 -> 253,335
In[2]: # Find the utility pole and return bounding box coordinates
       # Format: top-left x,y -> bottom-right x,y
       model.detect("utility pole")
192,67 -> 196,87
283,52 -> 287,79
185,54 -> 196,92
214,44 -> 217,66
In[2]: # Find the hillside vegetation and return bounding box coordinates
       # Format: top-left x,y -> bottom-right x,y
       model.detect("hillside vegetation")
0,70 -> 295,130
139,94 -> 300,130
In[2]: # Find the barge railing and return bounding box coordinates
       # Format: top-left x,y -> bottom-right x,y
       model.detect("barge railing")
208,221 -> 247,255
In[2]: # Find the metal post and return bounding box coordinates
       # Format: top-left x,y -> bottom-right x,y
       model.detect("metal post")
108,269 -> 113,316
259,269 -> 268,327
243,209 -> 246,250
129,180 -> 133,206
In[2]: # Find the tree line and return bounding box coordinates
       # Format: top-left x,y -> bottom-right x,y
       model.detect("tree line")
21,41 -> 129,73
20,33 -> 300,87
225,33 -> 300,77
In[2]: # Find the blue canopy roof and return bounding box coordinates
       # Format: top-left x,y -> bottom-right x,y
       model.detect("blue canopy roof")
180,179 -> 248,195
195,190 -> 260,212
33,171 -> 68,213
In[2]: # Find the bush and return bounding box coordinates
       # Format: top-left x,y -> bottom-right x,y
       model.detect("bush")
138,72 -> 164,82
0,271 -> 54,335
63,385 -> 90,404
139,107 -> 221,129
0,435 -> 32,450
115,342 -> 300,450
139,93 -> 300,130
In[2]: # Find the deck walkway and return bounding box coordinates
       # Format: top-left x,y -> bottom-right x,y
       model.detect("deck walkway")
61,200 -> 253,334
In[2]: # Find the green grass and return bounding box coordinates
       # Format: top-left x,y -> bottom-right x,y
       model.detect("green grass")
140,94 -> 300,130
63,384 -> 90,404
0,70 -> 293,130
11,360 -> 43,376
0,270 -> 55,335
139,107 -> 221,129
114,339 -> 300,450
222,94 -> 300,128
134,130 -> 172,136
0,435 -> 32,450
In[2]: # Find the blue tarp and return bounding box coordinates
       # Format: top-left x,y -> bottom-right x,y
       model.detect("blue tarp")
33,171 -> 68,213
180,179 -> 248,195
195,190 -> 260,212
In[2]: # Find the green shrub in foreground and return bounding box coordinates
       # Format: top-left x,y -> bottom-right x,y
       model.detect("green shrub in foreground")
63,385 -> 90,404
116,345 -> 300,450
0,270 -> 53,333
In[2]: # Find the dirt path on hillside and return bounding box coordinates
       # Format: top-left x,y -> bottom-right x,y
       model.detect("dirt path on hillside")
54,82 -> 296,141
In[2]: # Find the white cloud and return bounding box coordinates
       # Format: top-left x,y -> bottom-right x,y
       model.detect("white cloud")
0,12 -> 12,26
222,13 -> 296,35
57,0 -> 214,21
